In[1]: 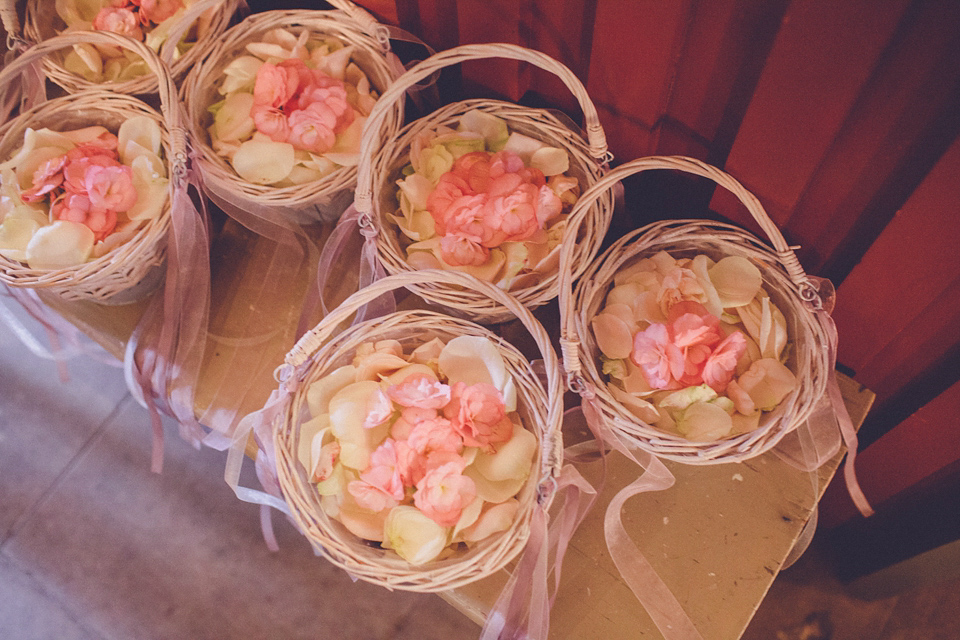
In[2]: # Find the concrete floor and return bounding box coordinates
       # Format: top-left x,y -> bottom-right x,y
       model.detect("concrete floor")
3,295 -> 959,640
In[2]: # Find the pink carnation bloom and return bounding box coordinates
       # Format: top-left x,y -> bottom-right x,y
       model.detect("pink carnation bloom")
135,0 -> 183,25
439,232 -> 489,267
52,193 -> 118,242
413,459 -> 476,527
250,105 -> 290,143
632,323 -> 683,390
701,331 -> 747,393
394,439 -> 425,487
63,152 -> 118,196
286,103 -> 340,154
407,416 -> 463,456
391,406 -> 437,441
349,439 -> 405,512
482,183 -> 542,242
252,62 -> 300,110
20,155 -> 67,203
444,382 -> 512,451
92,7 -> 143,40
84,164 -> 137,213
386,375 -> 451,410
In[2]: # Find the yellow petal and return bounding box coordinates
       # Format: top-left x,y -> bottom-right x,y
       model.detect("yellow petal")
471,424 -> 536,482
25,221 -> 94,269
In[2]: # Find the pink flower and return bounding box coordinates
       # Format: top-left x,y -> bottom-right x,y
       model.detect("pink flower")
483,183 -> 541,242
701,331 -> 747,393
252,63 -> 300,110
426,175 -> 471,227
62,152 -> 117,196
439,232 -> 489,267
386,375 -> 451,409
135,0 -> 183,25
84,164 -> 137,213
286,103 -> 339,154
250,105 -> 290,143
20,155 -> 67,203
407,416 -> 463,456
632,323 -> 684,390
92,7 -> 143,40
413,459 -> 476,526
391,406 -> 437,441
444,382 -> 512,451
52,194 -> 118,242
349,439 -> 405,512
394,439 -> 426,487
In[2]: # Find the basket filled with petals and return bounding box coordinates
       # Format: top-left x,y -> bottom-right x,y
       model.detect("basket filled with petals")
560,156 -> 833,464
181,5 -> 404,225
349,43 -> 615,324
15,0 -> 243,95
268,269 -> 563,590
0,31 -> 186,303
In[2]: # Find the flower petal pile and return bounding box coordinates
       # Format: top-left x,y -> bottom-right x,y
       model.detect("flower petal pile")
391,110 -> 581,289
57,0 -> 212,82
592,251 -> 797,441
0,119 -> 168,269
299,336 -> 536,565
207,28 -> 379,186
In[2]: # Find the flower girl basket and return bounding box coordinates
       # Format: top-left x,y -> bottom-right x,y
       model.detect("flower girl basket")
560,156 -> 845,464
229,269 -> 594,637
0,30 -> 182,303
343,43 -> 615,324
11,0 -> 244,95
181,4 -> 404,226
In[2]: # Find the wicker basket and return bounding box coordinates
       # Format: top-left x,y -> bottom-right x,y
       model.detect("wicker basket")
352,43 -> 615,324
180,5 -> 403,225
270,269 -> 563,591
559,156 -> 832,464
9,0 -> 243,95
0,30 -> 185,303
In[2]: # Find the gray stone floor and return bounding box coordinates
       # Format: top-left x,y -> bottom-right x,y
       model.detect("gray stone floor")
0,299 -> 476,640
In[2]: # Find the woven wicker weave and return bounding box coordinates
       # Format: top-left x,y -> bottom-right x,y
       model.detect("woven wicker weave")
10,0 -> 243,95
559,156 -> 832,464
180,5 -> 403,224
0,30 -> 182,303
353,43 -> 615,324
272,269 -> 563,591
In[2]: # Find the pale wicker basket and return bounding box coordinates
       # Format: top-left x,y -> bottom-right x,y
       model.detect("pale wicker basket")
271,269 -> 563,591
559,156 -> 832,464
180,5 -> 403,225
0,30 -> 182,303
11,0 -> 243,95
353,43 -> 615,324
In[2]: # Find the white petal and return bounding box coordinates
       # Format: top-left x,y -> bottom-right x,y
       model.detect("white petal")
471,424 -> 536,483
438,336 -> 516,411
25,221 -> 94,269
231,139 -> 295,185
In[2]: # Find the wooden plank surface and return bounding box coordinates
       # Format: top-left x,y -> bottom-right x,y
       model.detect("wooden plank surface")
440,374 -> 873,639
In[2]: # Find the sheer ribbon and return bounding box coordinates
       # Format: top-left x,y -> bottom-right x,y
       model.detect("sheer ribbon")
314,205 -> 395,323
576,391 -> 706,640
0,286 -> 120,382
480,465 -> 597,640
124,158 -> 211,473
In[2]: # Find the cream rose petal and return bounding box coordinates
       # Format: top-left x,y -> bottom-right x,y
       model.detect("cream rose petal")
471,424 -> 536,483
676,401 -> 733,442
383,505 -> 449,565
709,256 -> 762,308
231,139 -> 295,185
438,335 -> 516,411
591,312 -> 634,360
459,499 -> 519,543
25,221 -> 94,269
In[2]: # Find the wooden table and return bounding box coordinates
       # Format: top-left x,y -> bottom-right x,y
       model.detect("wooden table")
35,219 -> 873,640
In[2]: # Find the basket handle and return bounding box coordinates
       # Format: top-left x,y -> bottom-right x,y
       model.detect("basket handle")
0,31 -> 186,176
159,0 -> 240,66
1,0 -> 20,47
558,156 -> 810,387
325,0 -> 390,51
355,42 -> 609,217
281,268 -> 564,480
